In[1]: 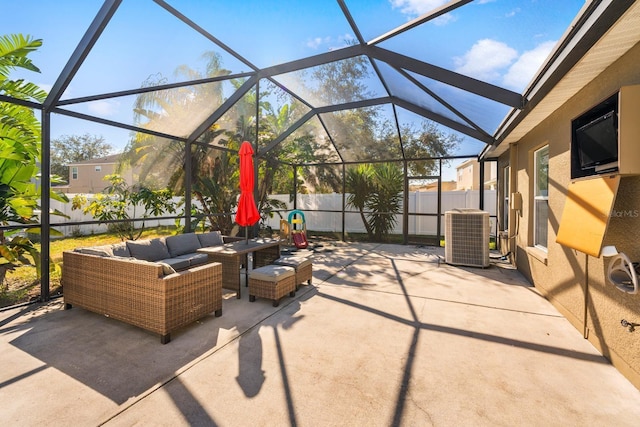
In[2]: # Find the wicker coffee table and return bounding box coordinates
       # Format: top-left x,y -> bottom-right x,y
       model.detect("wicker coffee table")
198,238 -> 282,298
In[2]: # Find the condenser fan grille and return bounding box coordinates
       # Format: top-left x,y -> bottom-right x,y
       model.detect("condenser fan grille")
444,209 -> 490,267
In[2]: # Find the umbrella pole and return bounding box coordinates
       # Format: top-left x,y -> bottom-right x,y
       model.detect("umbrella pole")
245,226 -> 249,244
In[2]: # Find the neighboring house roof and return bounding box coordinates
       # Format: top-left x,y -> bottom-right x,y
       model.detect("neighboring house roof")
456,159 -> 474,170
482,2 -> 640,159
67,153 -> 122,167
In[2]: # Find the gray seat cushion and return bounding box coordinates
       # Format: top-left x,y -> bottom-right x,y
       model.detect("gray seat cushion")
249,264 -> 295,282
166,233 -> 202,257
159,257 -> 191,271
198,231 -> 224,247
174,252 -> 209,266
274,256 -> 312,269
126,238 -> 171,262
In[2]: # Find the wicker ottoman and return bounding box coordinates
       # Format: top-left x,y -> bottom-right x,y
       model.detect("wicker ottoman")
274,256 -> 312,290
248,264 -> 296,307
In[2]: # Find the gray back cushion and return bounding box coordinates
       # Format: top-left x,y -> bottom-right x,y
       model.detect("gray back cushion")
166,233 -> 202,257
126,238 -> 170,262
198,231 -> 224,247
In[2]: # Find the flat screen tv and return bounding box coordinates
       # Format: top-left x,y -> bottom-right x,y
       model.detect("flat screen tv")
574,110 -> 618,170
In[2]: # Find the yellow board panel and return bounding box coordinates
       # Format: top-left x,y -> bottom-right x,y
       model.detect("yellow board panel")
556,175 -> 620,257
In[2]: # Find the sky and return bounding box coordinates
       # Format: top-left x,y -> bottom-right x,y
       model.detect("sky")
2,0 -> 586,176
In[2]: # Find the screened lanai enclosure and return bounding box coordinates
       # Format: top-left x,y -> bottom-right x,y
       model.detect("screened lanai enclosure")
2,0 -> 595,304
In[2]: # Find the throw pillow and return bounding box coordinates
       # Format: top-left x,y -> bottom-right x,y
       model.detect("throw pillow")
166,233 -> 202,257
111,242 -> 130,257
75,245 -> 113,257
158,262 -> 177,276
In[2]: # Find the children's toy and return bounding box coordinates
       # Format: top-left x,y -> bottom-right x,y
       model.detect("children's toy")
279,219 -> 290,241
287,209 -> 308,249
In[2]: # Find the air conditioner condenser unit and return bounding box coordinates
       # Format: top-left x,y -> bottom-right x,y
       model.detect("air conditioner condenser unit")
444,209 -> 490,268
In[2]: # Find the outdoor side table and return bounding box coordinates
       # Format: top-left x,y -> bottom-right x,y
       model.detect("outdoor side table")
198,238 -> 282,299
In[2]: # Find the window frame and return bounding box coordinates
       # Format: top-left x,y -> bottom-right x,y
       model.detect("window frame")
533,146 -> 549,251
503,165 -> 510,231
71,166 -> 78,180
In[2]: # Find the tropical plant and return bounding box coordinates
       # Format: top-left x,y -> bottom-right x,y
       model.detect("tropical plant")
71,174 -> 177,241
346,163 -> 404,241
345,164 -> 375,239
367,163 -> 404,241
0,34 -> 69,291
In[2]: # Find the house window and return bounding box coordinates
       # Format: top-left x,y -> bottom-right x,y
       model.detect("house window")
533,146 -> 549,250
95,166 -> 101,172
503,166 -> 510,231
72,167 -> 78,180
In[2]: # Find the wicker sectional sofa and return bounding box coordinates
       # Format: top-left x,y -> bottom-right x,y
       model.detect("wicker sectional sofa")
62,232 -> 236,344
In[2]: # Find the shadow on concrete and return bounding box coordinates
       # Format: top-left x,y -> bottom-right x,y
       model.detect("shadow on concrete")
7,304 -> 224,404
318,249 -> 611,425
234,288 -> 308,425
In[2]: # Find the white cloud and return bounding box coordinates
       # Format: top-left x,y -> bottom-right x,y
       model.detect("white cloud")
454,39 -> 518,82
307,34 -> 353,51
432,12 -> 456,26
306,33 -> 356,52
505,7 -> 520,18
338,33 -> 355,44
87,99 -> 120,116
503,40 -> 556,90
307,36 -> 331,50
390,0 -> 449,16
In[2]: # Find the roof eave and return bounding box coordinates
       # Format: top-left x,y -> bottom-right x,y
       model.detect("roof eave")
481,0 -> 637,160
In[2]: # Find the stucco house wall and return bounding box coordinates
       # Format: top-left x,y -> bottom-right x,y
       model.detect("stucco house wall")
504,40 -> 640,388
67,161 -> 118,193
456,159 -> 497,190
65,154 -> 135,194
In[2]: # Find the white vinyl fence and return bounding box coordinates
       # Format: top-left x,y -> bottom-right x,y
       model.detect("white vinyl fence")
262,190 -> 497,236
48,190 -> 496,238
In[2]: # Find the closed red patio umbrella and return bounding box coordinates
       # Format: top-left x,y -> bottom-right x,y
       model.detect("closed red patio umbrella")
235,141 -> 260,243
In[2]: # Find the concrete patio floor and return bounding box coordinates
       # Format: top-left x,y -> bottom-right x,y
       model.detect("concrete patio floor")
2,241 -> 640,426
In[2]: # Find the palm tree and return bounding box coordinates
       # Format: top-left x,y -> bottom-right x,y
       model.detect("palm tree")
345,164 -> 375,239
121,52 -> 242,232
346,163 -> 404,242
123,52 -> 231,188
367,163 -> 403,241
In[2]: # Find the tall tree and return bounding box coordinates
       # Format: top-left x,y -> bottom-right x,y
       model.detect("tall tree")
309,51 -> 380,162
399,122 -> 462,176
50,133 -> 113,181
308,42 -> 460,173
